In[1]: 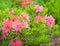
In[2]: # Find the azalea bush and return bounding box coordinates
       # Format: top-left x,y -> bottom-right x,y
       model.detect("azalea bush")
0,0 -> 60,24
0,0 -> 60,46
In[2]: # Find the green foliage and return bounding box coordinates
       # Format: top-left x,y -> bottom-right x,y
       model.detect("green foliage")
24,5 -> 35,14
51,24 -> 60,37
0,0 -> 12,10
51,31 -> 59,37
58,42 -> 60,46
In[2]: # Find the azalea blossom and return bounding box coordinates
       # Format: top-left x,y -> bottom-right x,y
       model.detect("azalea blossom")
2,19 -> 11,37
21,2 -> 28,8
15,38 -> 22,46
11,20 -> 28,32
34,15 -> 43,22
11,20 -> 21,32
20,0 -> 32,8
10,16 -> 29,32
16,16 -> 21,21
10,16 -> 21,32
10,38 -> 22,46
20,13 -> 30,21
34,5 -> 43,12
10,39 -> 15,46
20,20 -> 28,28
44,15 -> 55,28
10,16 -> 17,23
2,13 -> 29,36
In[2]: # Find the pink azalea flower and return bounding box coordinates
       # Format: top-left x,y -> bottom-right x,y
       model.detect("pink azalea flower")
9,16 -> 21,32
10,40 -> 15,46
10,38 -> 22,46
34,15 -> 43,22
11,20 -> 21,32
16,16 -> 21,21
20,0 -> 32,8
15,38 -> 22,46
2,19 -> 11,37
44,15 -> 55,28
10,16 -> 16,23
20,13 -> 30,21
34,5 -> 43,12
20,20 -> 28,28
10,16 -> 29,32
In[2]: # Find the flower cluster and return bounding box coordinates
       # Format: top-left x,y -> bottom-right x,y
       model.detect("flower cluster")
1,2 -> 56,46
10,38 -> 22,46
2,13 -> 29,37
34,15 -> 55,28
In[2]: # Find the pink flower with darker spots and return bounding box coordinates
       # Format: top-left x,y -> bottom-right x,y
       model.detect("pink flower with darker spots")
15,38 -> 22,46
10,40 -> 15,46
11,20 -> 21,32
10,16 -> 21,32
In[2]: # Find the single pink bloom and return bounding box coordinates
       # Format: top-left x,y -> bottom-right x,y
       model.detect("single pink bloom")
10,16 -> 16,22
10,16 -> 17,25
20,13 -> 30,21
21,2 -> 28,8
10,16 -> 21,32
34,15 -> 43,22
10,38 -> 22,46
16,16 -> 21,21
20,20 -> 28,28
10,40 -> 15,46
2,19 -> 11,31
15,38 -> 22,46
11,21 -> 21,32
20,0 -> 32,8
21,0 -> 29,8
2,28 -> 8,37
34,5 -> 43,12
44,15 -> 55,28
